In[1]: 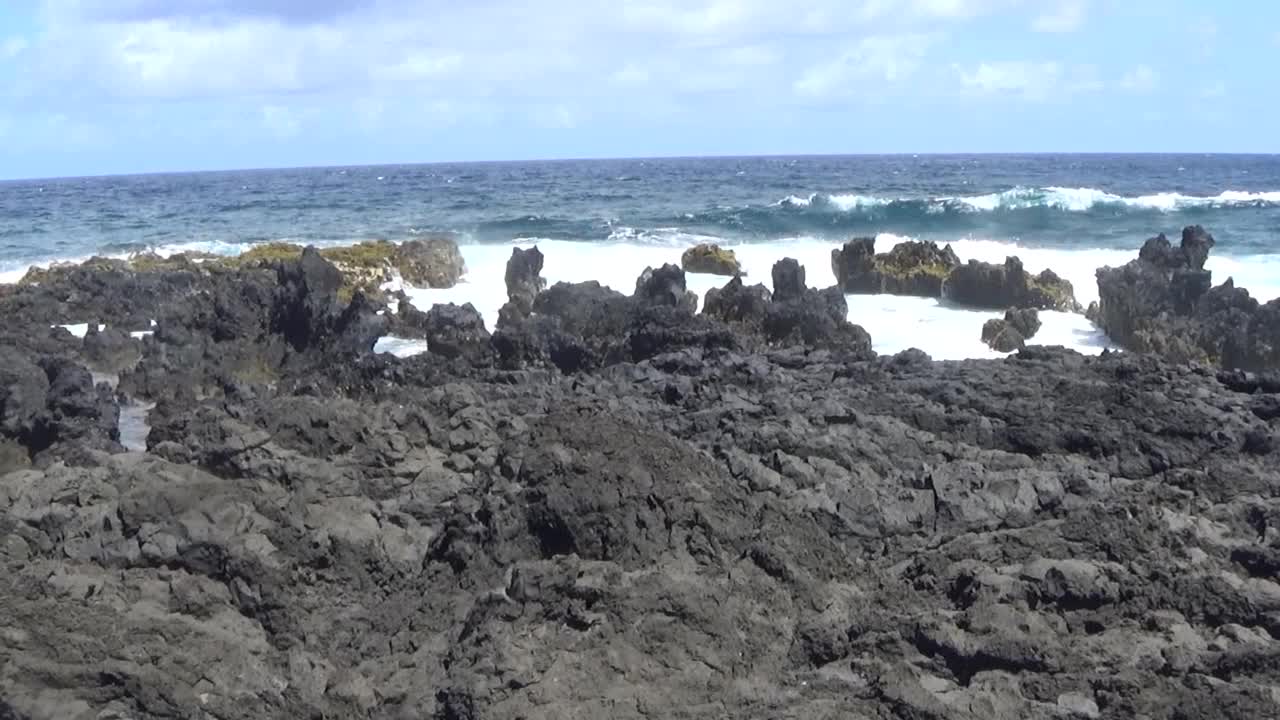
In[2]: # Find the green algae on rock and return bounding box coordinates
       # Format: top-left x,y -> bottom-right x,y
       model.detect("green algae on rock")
681,243 -> 743,276
831,237 -> 961,297
14,237 -> 466,304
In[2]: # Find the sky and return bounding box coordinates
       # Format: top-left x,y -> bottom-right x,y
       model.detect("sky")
0,0 -> 1276,179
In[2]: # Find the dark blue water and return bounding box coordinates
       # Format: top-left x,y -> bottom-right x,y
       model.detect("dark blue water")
3,154 -> 1279,275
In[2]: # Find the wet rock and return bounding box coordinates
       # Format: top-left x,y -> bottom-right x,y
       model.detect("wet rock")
982,308 -> 1041,352
832,237 -> 961,297
982,319 -> 1026,352
944,257 -> 1082,312
1004,307 -> 1041,339
681,243 -> 742,276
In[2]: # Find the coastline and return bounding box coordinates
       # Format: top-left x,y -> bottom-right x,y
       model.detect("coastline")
1,230 -> 1278,718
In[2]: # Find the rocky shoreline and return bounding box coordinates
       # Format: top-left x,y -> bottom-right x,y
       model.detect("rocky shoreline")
1,229 -> 1279,719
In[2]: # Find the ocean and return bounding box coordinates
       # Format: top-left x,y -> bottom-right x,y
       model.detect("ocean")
4,154 -> 1279,360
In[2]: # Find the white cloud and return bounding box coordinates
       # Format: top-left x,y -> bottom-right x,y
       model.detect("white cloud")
1200,82 -> 1226,99
533,104 -> 577,129
957,61 -> 1060,97
1,36 -> 29,59
955,60 -> 1107,101
610,63 -> 652,88
1032,0 -> 1087,33
794,34 -> 934,98
1118,64 -> 1158,92
261,105 -> 300,138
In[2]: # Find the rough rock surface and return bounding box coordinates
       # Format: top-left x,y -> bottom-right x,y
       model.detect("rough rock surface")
945,257 -> 1082,312
832,237 -> 962,297
2,245 -> 1279,720
1095,226 -> 1280,371
681,243 -> 743,276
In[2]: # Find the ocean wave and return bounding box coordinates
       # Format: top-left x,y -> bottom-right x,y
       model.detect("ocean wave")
775,187 -> 1280,215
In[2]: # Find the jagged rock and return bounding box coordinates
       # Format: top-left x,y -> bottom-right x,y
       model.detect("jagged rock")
832,237 -> 961,297
1096,226 -> 1280,371
681,243 -> 742,276
634,264 -> 698,314
771,258 -> 807,303
500,246 -> 547,323
702,276 -> 772,330
944,257 -> 1082,312
1,235 -> 1278,720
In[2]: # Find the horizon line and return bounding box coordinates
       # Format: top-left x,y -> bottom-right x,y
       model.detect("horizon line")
4,150 -> 1280,184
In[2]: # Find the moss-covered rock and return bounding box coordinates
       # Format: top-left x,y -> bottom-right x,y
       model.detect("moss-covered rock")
395,236 -> 466,288
15,237 -> 464,308
19,256 -> 130,286
831,237 -> 961,297
681,244 -> 742,276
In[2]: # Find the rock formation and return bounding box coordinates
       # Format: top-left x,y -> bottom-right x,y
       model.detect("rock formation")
0,241 -> 1277,720
681,243 -> 743,276
1094,225 -> 1280,371
944,257 -> 1082,312
831,236 -> 961,297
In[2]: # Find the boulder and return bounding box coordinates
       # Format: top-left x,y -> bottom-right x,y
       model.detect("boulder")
681,244 -> 742,276
831,237 -> 961,297
981,319 -> 1026,352
943,257 -> 1081,312
1095,226 -> 1280,371
395,236 -> 466,288
1004,308 -> 1041,340
420,303 -> 492,363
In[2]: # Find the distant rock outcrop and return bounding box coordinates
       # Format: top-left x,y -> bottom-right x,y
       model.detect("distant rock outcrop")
944,257 -> 1082,312
681,243 -> 743,276
1094,225 -> 1280,370
831,237 -> 961,297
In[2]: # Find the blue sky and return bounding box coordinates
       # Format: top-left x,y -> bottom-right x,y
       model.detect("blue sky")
0,0 -> 1276,179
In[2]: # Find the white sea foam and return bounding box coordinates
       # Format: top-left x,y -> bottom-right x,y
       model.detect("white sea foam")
373,336 -> 430,358
401,235 -> 1132,360
54,323 -> 105,339
10,233 -> 1277,363
775,187 -> 1280,213
827,194 -> 891,211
